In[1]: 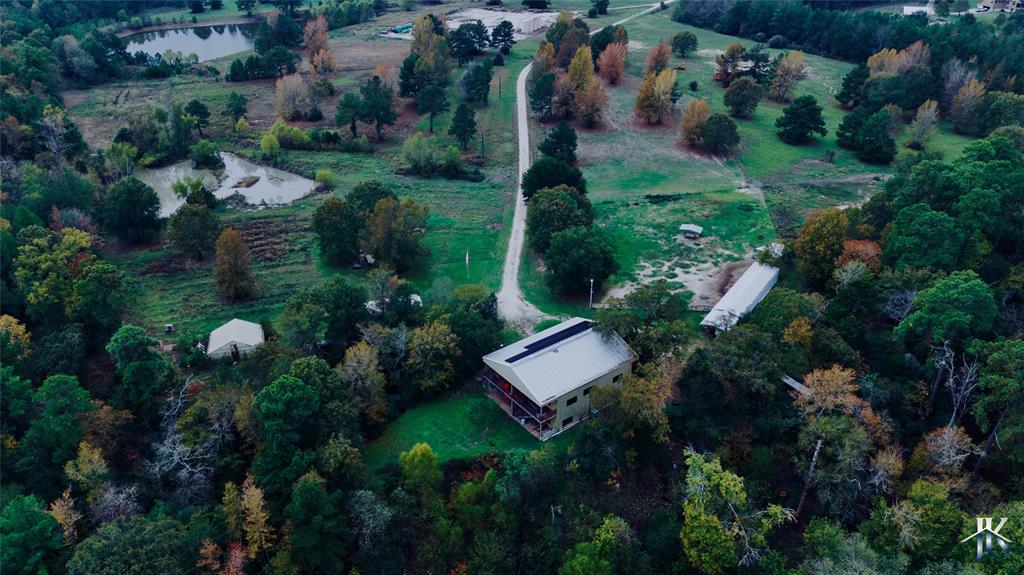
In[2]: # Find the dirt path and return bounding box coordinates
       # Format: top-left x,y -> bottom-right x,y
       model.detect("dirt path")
498,1 -> 676,331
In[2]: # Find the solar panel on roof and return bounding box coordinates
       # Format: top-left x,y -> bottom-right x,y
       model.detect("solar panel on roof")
505,320 -> 594,363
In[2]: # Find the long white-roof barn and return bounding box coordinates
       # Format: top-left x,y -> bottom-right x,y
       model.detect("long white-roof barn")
700,262 -> 779,334
482,318 -> 637,440
207,318 -> 265,360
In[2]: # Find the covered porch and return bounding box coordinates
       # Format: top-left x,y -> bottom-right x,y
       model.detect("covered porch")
481,368 -> 557,440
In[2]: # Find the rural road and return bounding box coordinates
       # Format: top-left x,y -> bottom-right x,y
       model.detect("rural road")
496,1 -> 676,330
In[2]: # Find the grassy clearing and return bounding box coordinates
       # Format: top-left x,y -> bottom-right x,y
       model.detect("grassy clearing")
361,391 -> 576,469
520,11 -> 977,314
84,15 -> 535,338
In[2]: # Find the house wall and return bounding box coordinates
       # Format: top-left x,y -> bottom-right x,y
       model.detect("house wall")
208,341 -> 259,360
550,361 -> 634,432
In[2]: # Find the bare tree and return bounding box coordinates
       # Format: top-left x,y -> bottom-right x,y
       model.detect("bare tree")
143,378 -> 223,505
883,289 -> 917,322
940,59 -> 974,115
90,482 -> 141,525
945,350 -> 980,427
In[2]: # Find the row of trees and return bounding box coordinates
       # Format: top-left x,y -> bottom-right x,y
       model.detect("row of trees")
529,14 -> 619,128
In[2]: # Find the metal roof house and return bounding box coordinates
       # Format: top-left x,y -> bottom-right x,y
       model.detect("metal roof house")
700,262 -> 779,335
679,223 -> 704,239
482,318 -> 637,440
207,318 -> 265,361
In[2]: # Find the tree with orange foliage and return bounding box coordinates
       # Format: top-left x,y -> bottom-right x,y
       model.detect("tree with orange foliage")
679,98 -> 710,145
303,15 -> 329,57
572,79 -> 608,128
793,365 -> 896,519
646,42 -> 671,75
311,48 -> 335,78
836,239 -> 881,273
597,42 -> 627,85
635,73 -> 660,124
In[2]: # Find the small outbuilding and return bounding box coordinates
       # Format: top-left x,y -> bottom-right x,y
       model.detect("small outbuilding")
482,318 -> 637,440
207,318 -> 265,361
700,262 -> 779,335
679,223 -> 704,239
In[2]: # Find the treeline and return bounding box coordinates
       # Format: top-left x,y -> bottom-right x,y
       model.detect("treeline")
673,0 -> 1024,94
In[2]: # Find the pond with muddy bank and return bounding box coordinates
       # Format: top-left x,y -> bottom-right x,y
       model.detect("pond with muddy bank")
135,152 -> 315,216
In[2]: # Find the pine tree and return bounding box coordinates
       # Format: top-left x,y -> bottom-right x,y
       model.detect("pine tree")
213,228 -> 255,301
775,95 -> 827,144
416,85 -> 449,133
449,103 -> 477,150
539,122 -> 578,164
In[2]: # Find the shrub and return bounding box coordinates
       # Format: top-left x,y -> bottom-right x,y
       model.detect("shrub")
767,35 -> 789,49
260,133 -> 281,159
315,170 -> 336,189
190,139 -> 222,168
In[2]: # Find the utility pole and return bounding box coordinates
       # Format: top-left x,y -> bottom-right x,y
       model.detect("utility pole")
588,278 -> 594,309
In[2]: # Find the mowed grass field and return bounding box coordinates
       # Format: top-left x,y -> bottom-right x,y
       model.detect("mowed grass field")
361,391 -> 577,470
80,5 -> 536,337
519,10 -> 976,314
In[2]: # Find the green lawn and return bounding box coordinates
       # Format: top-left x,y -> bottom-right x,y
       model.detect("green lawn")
519,11 -> 977,315
361,391 -> 576,470
86,18 -> 535,338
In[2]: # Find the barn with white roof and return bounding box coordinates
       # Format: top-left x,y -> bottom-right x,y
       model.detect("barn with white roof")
482,318 -> 637,440
207,318 -> 265,361
700,262 -> 779,335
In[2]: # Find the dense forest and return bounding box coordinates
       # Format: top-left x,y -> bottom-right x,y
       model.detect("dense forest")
2,1 -> 1023,575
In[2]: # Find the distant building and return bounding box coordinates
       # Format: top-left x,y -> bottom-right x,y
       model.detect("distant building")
902,5 -> 934,16
679,223 -> 704,240
978,0 -> 1021,12
207,318 -> 265,360
700,262 -> 779,335
482,318 -> 637,440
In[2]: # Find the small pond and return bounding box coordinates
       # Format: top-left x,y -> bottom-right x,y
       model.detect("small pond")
125,24 -> 257,62
136,152 -> 316,216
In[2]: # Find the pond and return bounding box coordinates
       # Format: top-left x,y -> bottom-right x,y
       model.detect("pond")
136,152 -> 316,216
125,24 -> 257,62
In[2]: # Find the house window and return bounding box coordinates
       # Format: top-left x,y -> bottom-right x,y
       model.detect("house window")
566,395 -> 578,406
613,374 -> 622,383
562,416 -> 574,427
583,386 -> 592,396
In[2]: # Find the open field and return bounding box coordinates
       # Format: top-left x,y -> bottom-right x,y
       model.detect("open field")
361,390 -> 576,470
78,7 -> 542,338
519,10 -> 976,315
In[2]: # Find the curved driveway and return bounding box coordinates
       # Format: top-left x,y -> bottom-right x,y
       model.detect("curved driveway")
496,2 -> 675,329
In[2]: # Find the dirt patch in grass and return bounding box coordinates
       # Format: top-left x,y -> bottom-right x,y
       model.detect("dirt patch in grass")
234,219 -> 298,261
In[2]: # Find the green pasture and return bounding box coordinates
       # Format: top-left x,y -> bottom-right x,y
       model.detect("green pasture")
361,391 -> 576,470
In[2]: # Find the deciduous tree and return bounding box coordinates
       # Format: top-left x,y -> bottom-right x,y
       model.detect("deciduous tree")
671,31 -> 697,58
101,177 -> 161,244
724,76 -> 763,118
679,98 -> 710,145
313,196 -> 361,265
214,227 -> 255,301
645,42 -> 671,75
522,156 -> 587,200
167,204 -> 220,260
767,51 -> 807,102
596,42 -> 627,85
544,226 -> 617,296
794,208 -> 848,288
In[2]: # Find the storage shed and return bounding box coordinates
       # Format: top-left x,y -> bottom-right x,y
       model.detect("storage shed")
700,262 -> 779,335
207,318 -> 265,360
